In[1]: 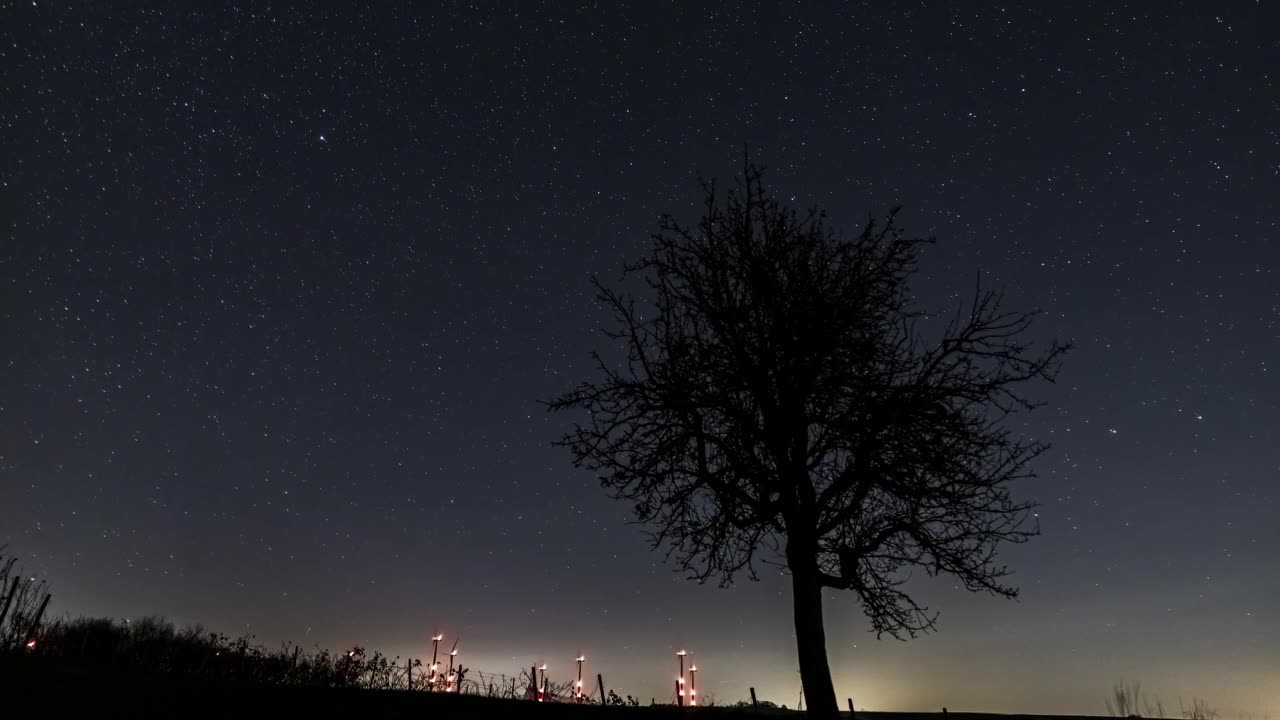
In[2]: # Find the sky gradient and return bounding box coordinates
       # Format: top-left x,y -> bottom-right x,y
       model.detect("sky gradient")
2,2 -> 1276,714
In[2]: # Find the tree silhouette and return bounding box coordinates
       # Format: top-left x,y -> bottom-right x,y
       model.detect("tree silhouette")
549,158 -> 1068,717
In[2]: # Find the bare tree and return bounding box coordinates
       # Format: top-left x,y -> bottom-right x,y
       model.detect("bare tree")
549,158 -> 1068,717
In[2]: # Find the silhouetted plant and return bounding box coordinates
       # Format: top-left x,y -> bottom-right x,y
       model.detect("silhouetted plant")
550,155 -> 1068,717
0,548 -> 52,651
1182,698 -> 1218,720
16,615 -> 446,691
1106,681 -> 1146,717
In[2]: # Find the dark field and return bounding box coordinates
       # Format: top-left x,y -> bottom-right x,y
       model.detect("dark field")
6,656 -> 1112,720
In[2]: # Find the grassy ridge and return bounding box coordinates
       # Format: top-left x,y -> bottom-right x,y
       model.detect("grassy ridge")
7,655 -> 1118,720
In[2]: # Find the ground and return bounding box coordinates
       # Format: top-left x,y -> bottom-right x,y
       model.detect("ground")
4,656 -> 1109,720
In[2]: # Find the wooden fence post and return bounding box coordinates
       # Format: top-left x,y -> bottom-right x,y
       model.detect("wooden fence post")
849,697 -> 856,718
750,687 -> 758,710
597,673 -> 605,704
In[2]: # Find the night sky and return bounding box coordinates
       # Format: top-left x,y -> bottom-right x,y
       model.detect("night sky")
2,2 -> 1276,714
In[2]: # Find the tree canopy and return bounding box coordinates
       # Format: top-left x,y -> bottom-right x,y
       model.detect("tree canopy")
550,159 -> 1068,717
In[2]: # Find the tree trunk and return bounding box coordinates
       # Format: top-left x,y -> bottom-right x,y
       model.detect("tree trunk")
789,541 -> 839,718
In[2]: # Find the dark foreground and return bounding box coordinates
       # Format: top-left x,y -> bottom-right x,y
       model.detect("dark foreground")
4,657 -> 1105,720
